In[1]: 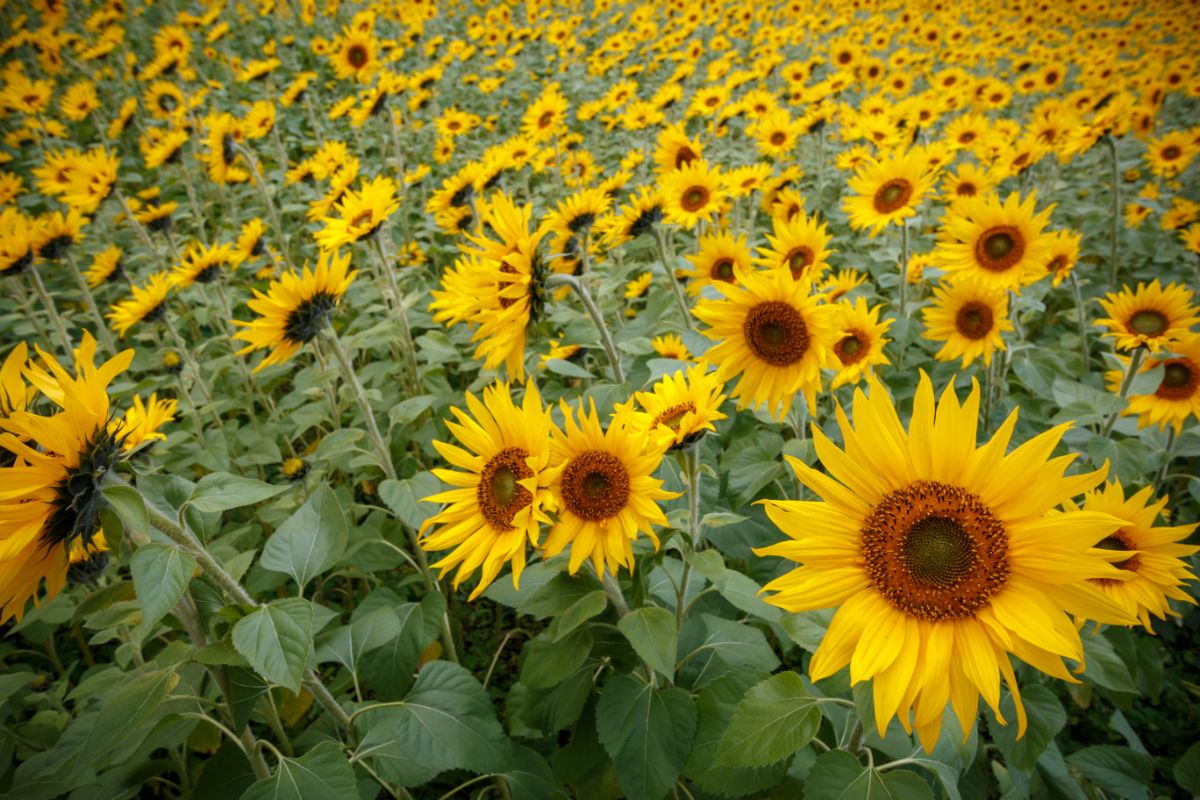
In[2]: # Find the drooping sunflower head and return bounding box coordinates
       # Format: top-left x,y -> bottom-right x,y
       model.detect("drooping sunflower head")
421,380 -> 556,599
1096,280 -> 1200,353
116,392 -> 178,452
171,241 -> 233,288
934,190 -> 1055,291
232,218 -> 269,265
922,278 -> 1014,368
233,250 -> 357,372
621,360 -> 728,450
545,187 -> 611,240
314,175 -> 400,251
842,148 -> 937,236
85,245 -> 123,288
108,271 -> 174,338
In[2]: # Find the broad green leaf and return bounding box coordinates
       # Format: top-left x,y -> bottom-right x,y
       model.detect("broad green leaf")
989,685 -> 1066,772
1080,628 -> 1137,694
618,606 -> 677,680
1175,741 -> 1200,797
240,741 -> 357,800
500,744 -> 568,800
130,543 -> 196,630
188,472 -> 289,513
522,627 -> 592,689
314,605 -> 402,671
379,472 -> 441,529
684,670 -> 788,797
716,672 -> 820,768
545,358 -> 593,379
260,484 -> 348,591
596,675 -> 697,800
806,750 -> 934,799
520,572 -> 602,619
359,592 -> 444,700
553,590 -> 607,640
101,483 -> 148,551
191,741 -> 257,800
1066,745 -> 1154,800
231,598 -> 314,693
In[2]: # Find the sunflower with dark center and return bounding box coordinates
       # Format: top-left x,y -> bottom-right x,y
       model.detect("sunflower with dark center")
420,380 -> 555,599
756,207 -> 832,281
1105,333 -> 1200,433
108,271 -> 174,338
684,230 -> 751,296
757,373 -> 1135,752
829,296 -> 892,389
694,266 -> 837,420
935,190 -> 1053,291
0,332 -> 135,623
170,241 -> 233,288
314,175 -> 399,251
1096,279 -> 1200,353
234,250 -> 356,372
843,148 -> 935,235
620,360 -> 727,450
542,398 -> 677,578
662,159 -> 724,228
923,278 -> 1013,367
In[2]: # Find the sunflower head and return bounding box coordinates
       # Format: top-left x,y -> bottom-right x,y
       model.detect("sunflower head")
1096,280 -> 1200,353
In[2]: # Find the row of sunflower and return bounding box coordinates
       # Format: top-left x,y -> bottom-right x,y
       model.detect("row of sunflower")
0,0 -> 1198,797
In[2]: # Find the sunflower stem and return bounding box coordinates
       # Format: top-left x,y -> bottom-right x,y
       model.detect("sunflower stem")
1099,346 -> 1144,437
599,571 -> 630,616
234,142 -> 287,262
26,269 -> 75,360
898,219 -> 909,317
1153,427 -> 1176,488
1069,271 -> 1091,371
369,235 -> 419,392
675,443 -> 703,629
64,251 -> 118,355
653,225 -> 693,330
1105,135 -> 1120,285
545,273 -> 626,384
321,327 -> 397,482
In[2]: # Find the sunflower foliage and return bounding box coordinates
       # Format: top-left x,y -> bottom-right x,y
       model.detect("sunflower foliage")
1,0 -> 1200,799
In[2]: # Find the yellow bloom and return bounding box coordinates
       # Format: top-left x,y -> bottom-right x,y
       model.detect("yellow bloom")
922,279 -> 1014,368
1096,280 -> 1200,353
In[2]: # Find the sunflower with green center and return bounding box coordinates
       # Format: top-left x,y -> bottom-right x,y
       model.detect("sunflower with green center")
108,272 -> 174,338
757,373 -> 1134,751
661,159 -> 725,229
829,296 -> 892,389
233,250 -> 357,372
618,361 -> 728,449
314,175 -> 400,251
542,399 -> 678,578
755,208 -> 833,281
1104,334 -> 1200,433
0,332 -> 134,622
420,380 -> 556,599
842,148 -> 936,236
684,230 -> 751,296
693,267 -> 837,420
922,279 -> 1014,368
934,191 -> 1055,291
1096,280 -> 1200,353
1068,481 -> 1198,632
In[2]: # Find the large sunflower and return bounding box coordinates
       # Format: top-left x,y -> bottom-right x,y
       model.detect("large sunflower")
755,208 -> 833,281
842,149 -> 936,236
0,332 -> 134,622
922,279 -> 1014,368
757,374 -> 1134,751
1096,280 -> 1199,353
233,250 -> 357,372
1071,481 -> 1197,632
693,267 -> 837,420
542,399 -> 677,578
420,380 -> 556,599
1104,334 -> 1200,433
314,175 -> 400,251
934,191 -> 1054,291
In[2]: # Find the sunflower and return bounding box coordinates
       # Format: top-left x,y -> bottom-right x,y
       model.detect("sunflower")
542,398 -> 677,578
1095,280 -> 1200,353
757,373 -> 1134,751
232,218 -> 268,265
85,245 -> 123,287
1144,130 -> 1195,179
842,149 -> 936,236
332,29 -> 379,82
420,380 -> 556,599
144,81 -> 185,119
934,191 -> 1054,291
661,159 -> 725,229
817,268 -> 868,303
0,332 -> 134,623
521,86 -> 569,142
755,208 -> 833,281
34,209 -> 87,261
108,272 -> 174,337
142,129 -> 188,170
1069,481 -> 1198,632
1104,334 -> 1200,433
940,162 -> 998,208
314,175 -> 400,251
653,123 -> 703,175
1042,229 -> 1081,287
603,186 -> 664,248
170,242 -> 233,288
624,272 -> 653,299
652,333 -> 691,360
202,113 -> 248,185
693,267 -> 837,420
684,230 -> 751,296
118,393 -> 177,451
829,297 -> 892,389
619,361 -> 728,450
922,279 -> 1014,368
0,342 -> 30,415
233,251 -> 357,372
544,187 -> 611,240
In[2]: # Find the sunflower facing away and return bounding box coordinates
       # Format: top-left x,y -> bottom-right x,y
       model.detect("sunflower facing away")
314,175 -> 400,251
618,361 -> 728,450
542,399 -> 678,578
420,380 -> 556,599
934,191 -> 1054,291
922,279 -> 1014,368
757,374 -> 1135,751
1096,280 -> 1200,353
842,148 -> 936,236
693,266 -> 837,420
0,332 -> 134,622
233,250 -> 357,372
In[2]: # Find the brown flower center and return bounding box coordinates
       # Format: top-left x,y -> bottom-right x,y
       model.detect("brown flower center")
861,480 -> 1009,620
1156,359 -> 1199,400
975,226 -> 1025,272
347,43 -> 369,69
560,450 -> 630,521
652,402 -> 696,432
711,258 -> 736,282
477,447 -> 533,529
834,331 -> 868,365
769,131 -> 787,146
784,246 -> 814,279
956,181 -> 976,197
680,186 -> 709,213
873,179 -> 913,214
537,111 -> 554,128
1090,531 -> 1141,585
674,147 -> 697,168
1160,145 -> 1182,161
743,300 -> 810,366
955,301 -> 994,340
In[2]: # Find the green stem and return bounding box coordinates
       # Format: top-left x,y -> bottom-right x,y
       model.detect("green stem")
1069,270 -> 1090,370
653,225 -> 693,330
65,251 -> 117,354
675,444 -> 702,628
1099,346 -> 1144,437
545,273 -> 625,383
1106,135 -> 1120,285
898,220 -> 909,317
26,269 -> 74,359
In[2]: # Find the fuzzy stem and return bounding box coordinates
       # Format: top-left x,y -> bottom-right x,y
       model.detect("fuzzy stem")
65,251 -> 117,354
26,269 -> 75,359
1099,346 -> 1144,437
898,220 -> 910,317
546,273 -> 625,384
653,226 -> 693,330
1106,135 -> 1120,285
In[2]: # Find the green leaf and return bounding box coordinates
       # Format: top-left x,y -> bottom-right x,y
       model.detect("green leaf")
379,472 -> 441,530
553,590 -> 607,641
241,741 -> 357,800
314,605 -> 402,671
130,543 -> 196,630
259,484 -> 348,591
1175,741 -> 1200,797
1066,745 -> 1154,800
359,593 -> 444,700
520,572 -> 602,619
716,672 -> 820,768
686,551 -> 781,623
1080,627 -> 1137,694
500,744 -> 568,800
618,607 -> 677,680
522,627 -> 592,689
806,750 -> 934,799
545,358 -> 593,379
989,684 -> 1066,772
188,472 -> 289,513
231,599 -> 314,693
101,483 -> 148,550
596,675 -> 698,800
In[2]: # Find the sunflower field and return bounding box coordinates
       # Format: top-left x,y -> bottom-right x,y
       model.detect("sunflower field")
2,0 -> 1200,798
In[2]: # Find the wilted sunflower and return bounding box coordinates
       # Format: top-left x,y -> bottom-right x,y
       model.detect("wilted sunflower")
829,296 -> 892,389
684,230 -> 751,296
1096,280 -> 1200,353
1104,334 -> 1200,433
934,191 -> 1054,291
661,159 -> 725,229
542,399 -> 677,578
314,175 -> 400,251
922,279 -> 1014,368
618,361 -> 727,449
757,373 -> 1133,751
108,272 -> 174,337
0,332 -> 134,622
693,267 -> 836,420
420,380 -> 556,599
233,250 -> 356,372
842,149 -> 936,235
755,208 -> 833,281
